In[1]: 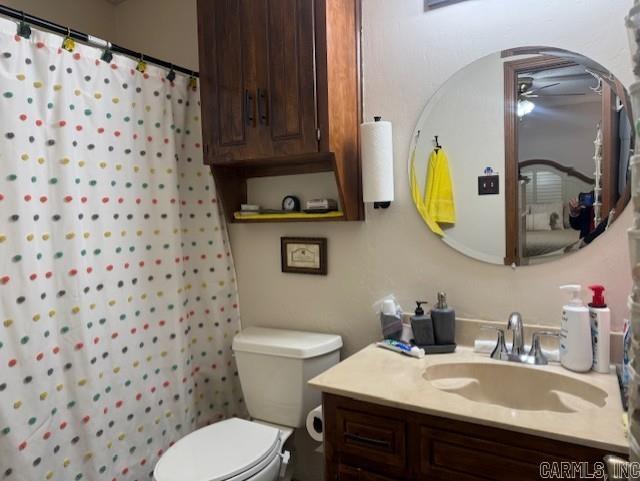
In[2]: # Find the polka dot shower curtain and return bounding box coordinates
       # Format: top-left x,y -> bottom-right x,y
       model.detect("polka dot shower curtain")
0,17 -> 245,481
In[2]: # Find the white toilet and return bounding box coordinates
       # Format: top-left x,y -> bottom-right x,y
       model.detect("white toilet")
153,327 -> 342,481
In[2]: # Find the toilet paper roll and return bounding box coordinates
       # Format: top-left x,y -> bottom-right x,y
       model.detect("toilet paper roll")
306,405 -> 323,442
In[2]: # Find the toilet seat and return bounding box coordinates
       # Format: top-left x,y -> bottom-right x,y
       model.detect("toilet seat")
154,418 -> 282,481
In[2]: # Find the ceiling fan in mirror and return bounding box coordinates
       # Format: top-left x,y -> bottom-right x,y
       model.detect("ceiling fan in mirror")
517,77 -> 586,117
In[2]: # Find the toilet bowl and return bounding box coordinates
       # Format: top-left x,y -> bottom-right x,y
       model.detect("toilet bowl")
153,327 -> 342,481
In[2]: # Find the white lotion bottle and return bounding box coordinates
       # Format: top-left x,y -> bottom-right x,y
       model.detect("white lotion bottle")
559,285 -> 593,372
588,284 -> 610,373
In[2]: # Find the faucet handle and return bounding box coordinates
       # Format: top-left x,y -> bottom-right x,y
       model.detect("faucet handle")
480,326 -> 510,361
526,331 -> 559,365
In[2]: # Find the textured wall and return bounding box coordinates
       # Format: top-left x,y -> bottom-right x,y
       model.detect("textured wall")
2,0 -> 116,39
111,0 -> 199,72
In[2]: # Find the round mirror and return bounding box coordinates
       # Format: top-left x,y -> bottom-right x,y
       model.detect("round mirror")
409,47 -> 633,266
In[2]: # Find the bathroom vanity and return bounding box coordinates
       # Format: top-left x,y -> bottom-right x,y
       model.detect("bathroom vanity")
310,345 -> 628,481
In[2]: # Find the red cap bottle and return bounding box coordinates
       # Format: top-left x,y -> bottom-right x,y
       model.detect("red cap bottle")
588,285 -> 607,308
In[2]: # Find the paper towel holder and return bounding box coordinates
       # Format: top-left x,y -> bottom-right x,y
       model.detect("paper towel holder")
363,115 -> 393,209
373,116 -> 390,209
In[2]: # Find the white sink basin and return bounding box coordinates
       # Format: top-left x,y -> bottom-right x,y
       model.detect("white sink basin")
424,362 -> 608,413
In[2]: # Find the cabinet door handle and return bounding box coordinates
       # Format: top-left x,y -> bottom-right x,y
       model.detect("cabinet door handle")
245,89 -> 255,127
258,88 -> 269,126
344,432 -> 391,449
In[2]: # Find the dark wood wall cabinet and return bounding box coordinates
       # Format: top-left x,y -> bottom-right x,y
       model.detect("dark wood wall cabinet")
323,393 -> 624,481
197,0 -> 364,222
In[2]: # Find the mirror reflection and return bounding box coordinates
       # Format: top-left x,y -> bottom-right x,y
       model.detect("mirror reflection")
409,47 -> 633,265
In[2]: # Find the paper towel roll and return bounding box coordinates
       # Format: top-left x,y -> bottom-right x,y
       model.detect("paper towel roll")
361,119 -> 394,203
306,405 -> 323,442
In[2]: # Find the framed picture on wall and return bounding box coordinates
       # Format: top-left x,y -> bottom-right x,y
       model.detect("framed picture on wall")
281,237 -> 328,275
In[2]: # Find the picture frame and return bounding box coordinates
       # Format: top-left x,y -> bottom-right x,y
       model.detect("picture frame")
281,237 -> 328,275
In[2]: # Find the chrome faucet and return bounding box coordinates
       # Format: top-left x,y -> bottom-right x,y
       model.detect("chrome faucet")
507,312 -> 525,357
481,312 -> 560,365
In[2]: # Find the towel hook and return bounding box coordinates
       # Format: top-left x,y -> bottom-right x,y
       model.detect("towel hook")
434,135 -> 442,150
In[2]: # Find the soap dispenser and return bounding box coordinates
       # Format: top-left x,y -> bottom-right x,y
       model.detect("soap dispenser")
410,301 -> 435,346
559,284 -> 593,372
588,284 -> 610,374
431,292 -> 456,345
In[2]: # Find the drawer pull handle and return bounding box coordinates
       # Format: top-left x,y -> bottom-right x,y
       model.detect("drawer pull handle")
344,432 -> 391,449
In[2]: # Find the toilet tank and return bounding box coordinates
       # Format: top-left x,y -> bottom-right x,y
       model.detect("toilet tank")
232,327 -> 342,428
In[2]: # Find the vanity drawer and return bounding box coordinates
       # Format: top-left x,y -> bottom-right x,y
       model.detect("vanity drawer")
338,464 -> 401,481
335,408 -> 407,470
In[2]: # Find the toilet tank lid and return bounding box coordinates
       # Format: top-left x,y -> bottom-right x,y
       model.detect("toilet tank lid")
233,327 -> 342,359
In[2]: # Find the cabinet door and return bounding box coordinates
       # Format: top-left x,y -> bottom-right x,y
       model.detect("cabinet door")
198,0 -> 319,164
418,426 -> 607,481
197,0 -> 264,163
260,0 -> 318,157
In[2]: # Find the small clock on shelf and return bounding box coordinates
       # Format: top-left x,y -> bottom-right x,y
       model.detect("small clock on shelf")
282,195 -> 301,212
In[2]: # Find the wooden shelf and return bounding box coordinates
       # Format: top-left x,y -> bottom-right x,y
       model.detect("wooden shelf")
210,153 -> 347,224
233,211 -> 345,223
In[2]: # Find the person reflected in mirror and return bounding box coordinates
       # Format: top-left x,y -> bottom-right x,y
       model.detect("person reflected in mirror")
564,192 -> 608,252
568,193 -> 595,239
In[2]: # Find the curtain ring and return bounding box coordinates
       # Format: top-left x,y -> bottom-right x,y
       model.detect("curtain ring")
17,11 -> 32,39
61,26 -> 75,51
136,53 -> 147,73
100,41 -> 114,63
166,64 -> 176,82
188,71 -> 198,89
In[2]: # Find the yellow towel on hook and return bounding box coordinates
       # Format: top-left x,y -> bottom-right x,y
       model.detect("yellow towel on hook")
410,149 -> 444,236
410,148 -> 456,236
425,149 -> 456,226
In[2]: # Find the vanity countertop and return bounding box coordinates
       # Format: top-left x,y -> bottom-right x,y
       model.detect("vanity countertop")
309,344 -> 628,452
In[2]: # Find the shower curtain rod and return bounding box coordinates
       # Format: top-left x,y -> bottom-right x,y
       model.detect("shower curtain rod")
0,3 -> 199,78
